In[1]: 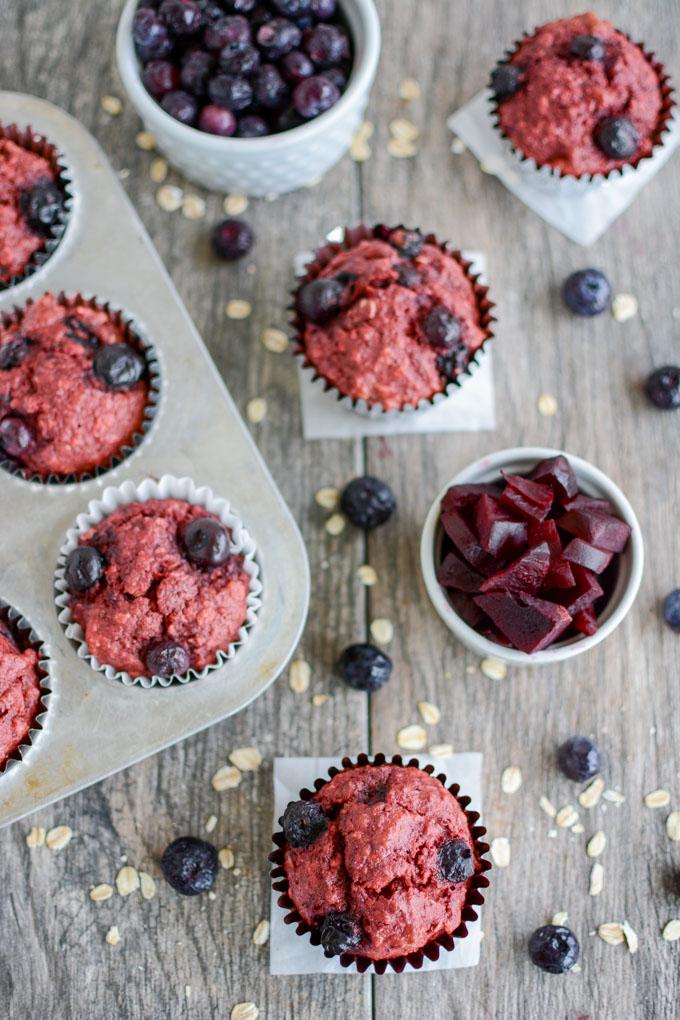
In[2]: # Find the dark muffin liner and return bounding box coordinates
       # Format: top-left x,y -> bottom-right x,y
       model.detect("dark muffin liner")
291,225 -> 496,418
0,122 -> 73,290
488,30 -> 676,192
0,291 -> 161,485
0,598 -> 53,775
269,752 -> 492,974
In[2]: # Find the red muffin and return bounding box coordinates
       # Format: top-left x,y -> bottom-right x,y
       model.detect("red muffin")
294,226 -> 494,412
0,618 -> 43,770
491,13 -> 673,178
0,293 -> 152,480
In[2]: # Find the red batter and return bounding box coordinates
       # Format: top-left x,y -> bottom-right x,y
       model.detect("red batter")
0,139 -> 57,283
0,625 -> 42,769
497,13 -> 664,176
300,239 -> 486,410
283,764 -> 480,960
70,499 -> 250,677
0,293 -> 149,477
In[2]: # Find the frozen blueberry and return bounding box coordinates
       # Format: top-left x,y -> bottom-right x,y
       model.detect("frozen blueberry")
223,0 -> 256,10
341,476 -> 396,529
281,49 -> 314,84
292,74 -> 339,118
438,838 -> 474,883
19,181 -> 64,235
320,912 -> 363,956
93,344 -> 145,390
180,49 -> 214,95
270,0 -> 311,14
558,735 -> 601,782
197,0 -> 224,23
256,17 -> 301,59
0,416 -> 35,460
0,335 -> 31,370
490,62 -> 522,99
436,346 -> 468,383
143,58 -> 179,96
237,113 -> 269,136
422,306 -> 462,352
211,218 -> 254,259
595,116 -> 639,160
303,23 -> 349,67
160,89 -> 199,124
645,365 -> 680,410
219,42 -> 260,76
337,643 -> 392,692
132,8 -> 174,60
207,72 -> 253,109
182,516 -> 231,566
281,799 -> 327,847
662,589 -> 680,631
146,639 -> 192,678
388,227 -> 423,259
296,277 -> 344,322
161,836 -> 218,895
159,0 -> 202,35
562,268 -> 611,316
311,0 -> 336,19
528,925 -> 580,974
570,33 -> 605,60
204,14 -> 251,51
395,262 -> 421,288
323,65 -> 347,91
198,103 -> 237,134
65,546 -> 105,593
253,63 -> 289,108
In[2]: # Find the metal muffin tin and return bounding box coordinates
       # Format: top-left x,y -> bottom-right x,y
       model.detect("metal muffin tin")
0,92 -> 310,829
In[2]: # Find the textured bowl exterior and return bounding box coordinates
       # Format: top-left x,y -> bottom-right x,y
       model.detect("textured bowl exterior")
116,0 -> 381,196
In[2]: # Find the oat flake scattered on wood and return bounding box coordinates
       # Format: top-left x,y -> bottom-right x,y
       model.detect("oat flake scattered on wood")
182,194 -> 206,221
261,327 -> 289,353
666,811 -> 680,841
101,95 -> 122,115
90,884 -> 113,903
312,693 -> 329,707
252,920 -> 270,946
501,766 -> 522,794
397,724 -> 427,751
150,157 -> 168,184
315,487 -> 339,510
231,1003 -> 259,1020
537,392 -> 558,417
212,765 -> 242,791
586,831 -> 606,858
539,796 -> 557,818
578,776 -> 605,808
46,826 -> 72,851
135,130 -> 156,151
246,397 -> 267,423
589,862 -> 604,896
116,866 -> 140,897
480,657 -> 507,681
139,872 -> 156,900
229,747 -> 262,771
398,78 -> 421,102
224,194 -> 248,216
289,659 -> 311,694
555,804 -> 579,828
418,701 -> 441,726
370,618 -> 394,645
602,788 -> 625,805
219,848 -> 235,870
227,299 -> 253,321
429,743 -> 454,758
25,826 -> 45,848
662,919 -> 680,941
552,911 -> 568,926
156,184 -> 183,211
598,922 -> 625,945
105,926 -> 121,946
325,512 -> 346,536
357,564 -> 378,586
490,837 -> 510,868
622,920 -> 639,954
611,293 -> 639,322
205,814 -> 218,833
645,788 -> 671,809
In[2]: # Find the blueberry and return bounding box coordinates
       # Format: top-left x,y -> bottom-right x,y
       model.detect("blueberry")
0,416 -> 35,460
570,33 -> 605,61
223,0 -> 256,10
662,590 -> 680,631
145,638 -> 192,678
160,89 -> 199,124
197,0 -> 224,23
311,0 -> 336,19
276,105 -> 304,132
438,838 -> 474,883
256,18 -> 301,59
395,262 -> 421,288
199,104 -> 237,134
180,49 -> 214,95
292,74 -> 339,118
645,366 -> 680,410
337,643 -> 392,692
557,735 -> 602,782
436,346 -> 468,383
161,836 -> 218,895
490,62 -> 522,100
296,277 -> 344,323
207,72 -> 252,110
182,516 -> 231,566
253,63 -> 289,108
219,42 -> 260,76
562,268 -> 611,316
323,65 -> 347,91
281,799 -> 327,847
281,49 -> 314,84
142,58 -> 179,96
132,8 -> 174,60
270,0 -> 311,14
422,306 -> 462,352
250,5 -> 273,30
93,344 -> 145,390
0,335 -> 31,370
65,546 -> 105,593
211,218 -> 254,259
528,925 -> 580,974
595,116 -> 639,160
319,912 -> 363,956
388,227 -> 423,259
341,476 -> 396,529
303,24 -> 349,68
204,14 -> 251,51
65,316 -> 100,349
159,0 -> 202,35
237,113 -> 269,136
19,181 -> 64,235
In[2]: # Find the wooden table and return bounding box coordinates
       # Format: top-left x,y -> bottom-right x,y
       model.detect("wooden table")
2,1 -> 679,1017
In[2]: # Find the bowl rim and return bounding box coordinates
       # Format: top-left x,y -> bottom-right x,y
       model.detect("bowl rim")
420,447 -> 645,666
116,0 -> 381,152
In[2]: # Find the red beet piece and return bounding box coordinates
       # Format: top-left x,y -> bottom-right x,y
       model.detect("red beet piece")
529,455 -> 578,501
573,605 -> 598,636
562,493 -> 613,515
441,482 -> 502,512
500,473 -> 554,522
559,567 -> 603,615
561,538 -> 613,574
475,494 -> 528,559
558,508 -> 631,553
441,510 -> 495,573
474,591 -> 572,653
437,550 -> 484,593
479,541 -> 550,596
500,486 -> 551,522
529,519 -> 561,557
545,557 -> 576,589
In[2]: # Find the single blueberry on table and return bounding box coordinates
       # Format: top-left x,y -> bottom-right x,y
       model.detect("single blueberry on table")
93,344 -> 145,391
182,516 -> 231,567
662,589 -> 680,631
438,838 -> 474,883
337,643 -> 392,692
319,912 -> 363,955
281,799 -> 327,847
645,365 -> 680,410
562,268 -> 611,316
145,638 -> 192,678
20,180 -> 64,235
490,62 -> 522,100
341,476 -> 396,529
595,116 -> 639,160
557,735 -> 602,782
0,416 -> 35,460
211,218 -> 254,259
570,33 -> 605,61
528,925 -> 580,974
161,836 -> 218,895
65,546 -> 105,593
296,277 -> 344,323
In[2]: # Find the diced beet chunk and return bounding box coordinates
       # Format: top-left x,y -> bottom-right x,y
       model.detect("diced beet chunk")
475,494 -> 528,559
501,471 -> 555,509
436,550 -> 484,593
558,509 -> 631,553
562,493 -> 613,515
561,538 -> 613,574
479,541 -> 550,596
573,605 -> 598,636
559,567 -> 603,615
545,557 -> 576,589
529,519 -> 561,558
529,455 -> 578,501
474,591 -> 572,653
441,483 -> 503,512
500,486 -> 551,522
441,510 -> 495,573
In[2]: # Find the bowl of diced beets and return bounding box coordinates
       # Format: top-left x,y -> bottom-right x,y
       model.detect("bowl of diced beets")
420,448 -> 644,665
116,0 -> 381,195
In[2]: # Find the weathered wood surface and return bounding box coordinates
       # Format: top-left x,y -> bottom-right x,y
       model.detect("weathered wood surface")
1,0 -> 680,1017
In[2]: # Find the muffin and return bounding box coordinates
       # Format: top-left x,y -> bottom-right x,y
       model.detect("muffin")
272,756 -> 491,971
0,616 -> 43,770
293,225 -> 494,413
65,498 -> 252,681
490,12 -> 674,179
0,293 -> 153,480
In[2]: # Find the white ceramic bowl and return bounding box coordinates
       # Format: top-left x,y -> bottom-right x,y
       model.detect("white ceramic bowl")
420,447 -> 644,667
116,0 -> 381,196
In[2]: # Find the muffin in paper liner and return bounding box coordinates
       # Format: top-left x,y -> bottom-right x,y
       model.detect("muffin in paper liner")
488,29 -> 676,197
54,474 -> 262,689
0,597 -> 54,775
269,752 -> 492,975
0,291 -> 161,486
291,224 -> 495,420
0,122 -> 73,290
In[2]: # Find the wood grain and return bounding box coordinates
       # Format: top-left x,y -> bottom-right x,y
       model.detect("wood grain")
1,0 -> 679,1017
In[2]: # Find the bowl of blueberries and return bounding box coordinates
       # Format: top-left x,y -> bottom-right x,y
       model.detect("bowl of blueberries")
117,0 -> 381,195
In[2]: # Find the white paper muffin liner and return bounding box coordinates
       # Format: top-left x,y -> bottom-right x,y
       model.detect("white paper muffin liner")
0,598 -> 54,774
54,475 -> 262,689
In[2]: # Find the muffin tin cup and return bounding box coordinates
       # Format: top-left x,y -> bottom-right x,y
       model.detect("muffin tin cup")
489,32 -> 676,196
54,474 -> 263,689
291,225 -> 496,420
0,122 -> 73,290
0,291 -> 161,486
0,598 -> 54,775
269,752 -> 492,975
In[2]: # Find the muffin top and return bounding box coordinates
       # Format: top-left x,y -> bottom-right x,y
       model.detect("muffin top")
0,620 -> 42,769
282,763 -> 480,960
494,13 -> 665,177
296,229 -> 488,411
68,498 -> 250,680
0,293 -> 150,478
0,138 -> 63,284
